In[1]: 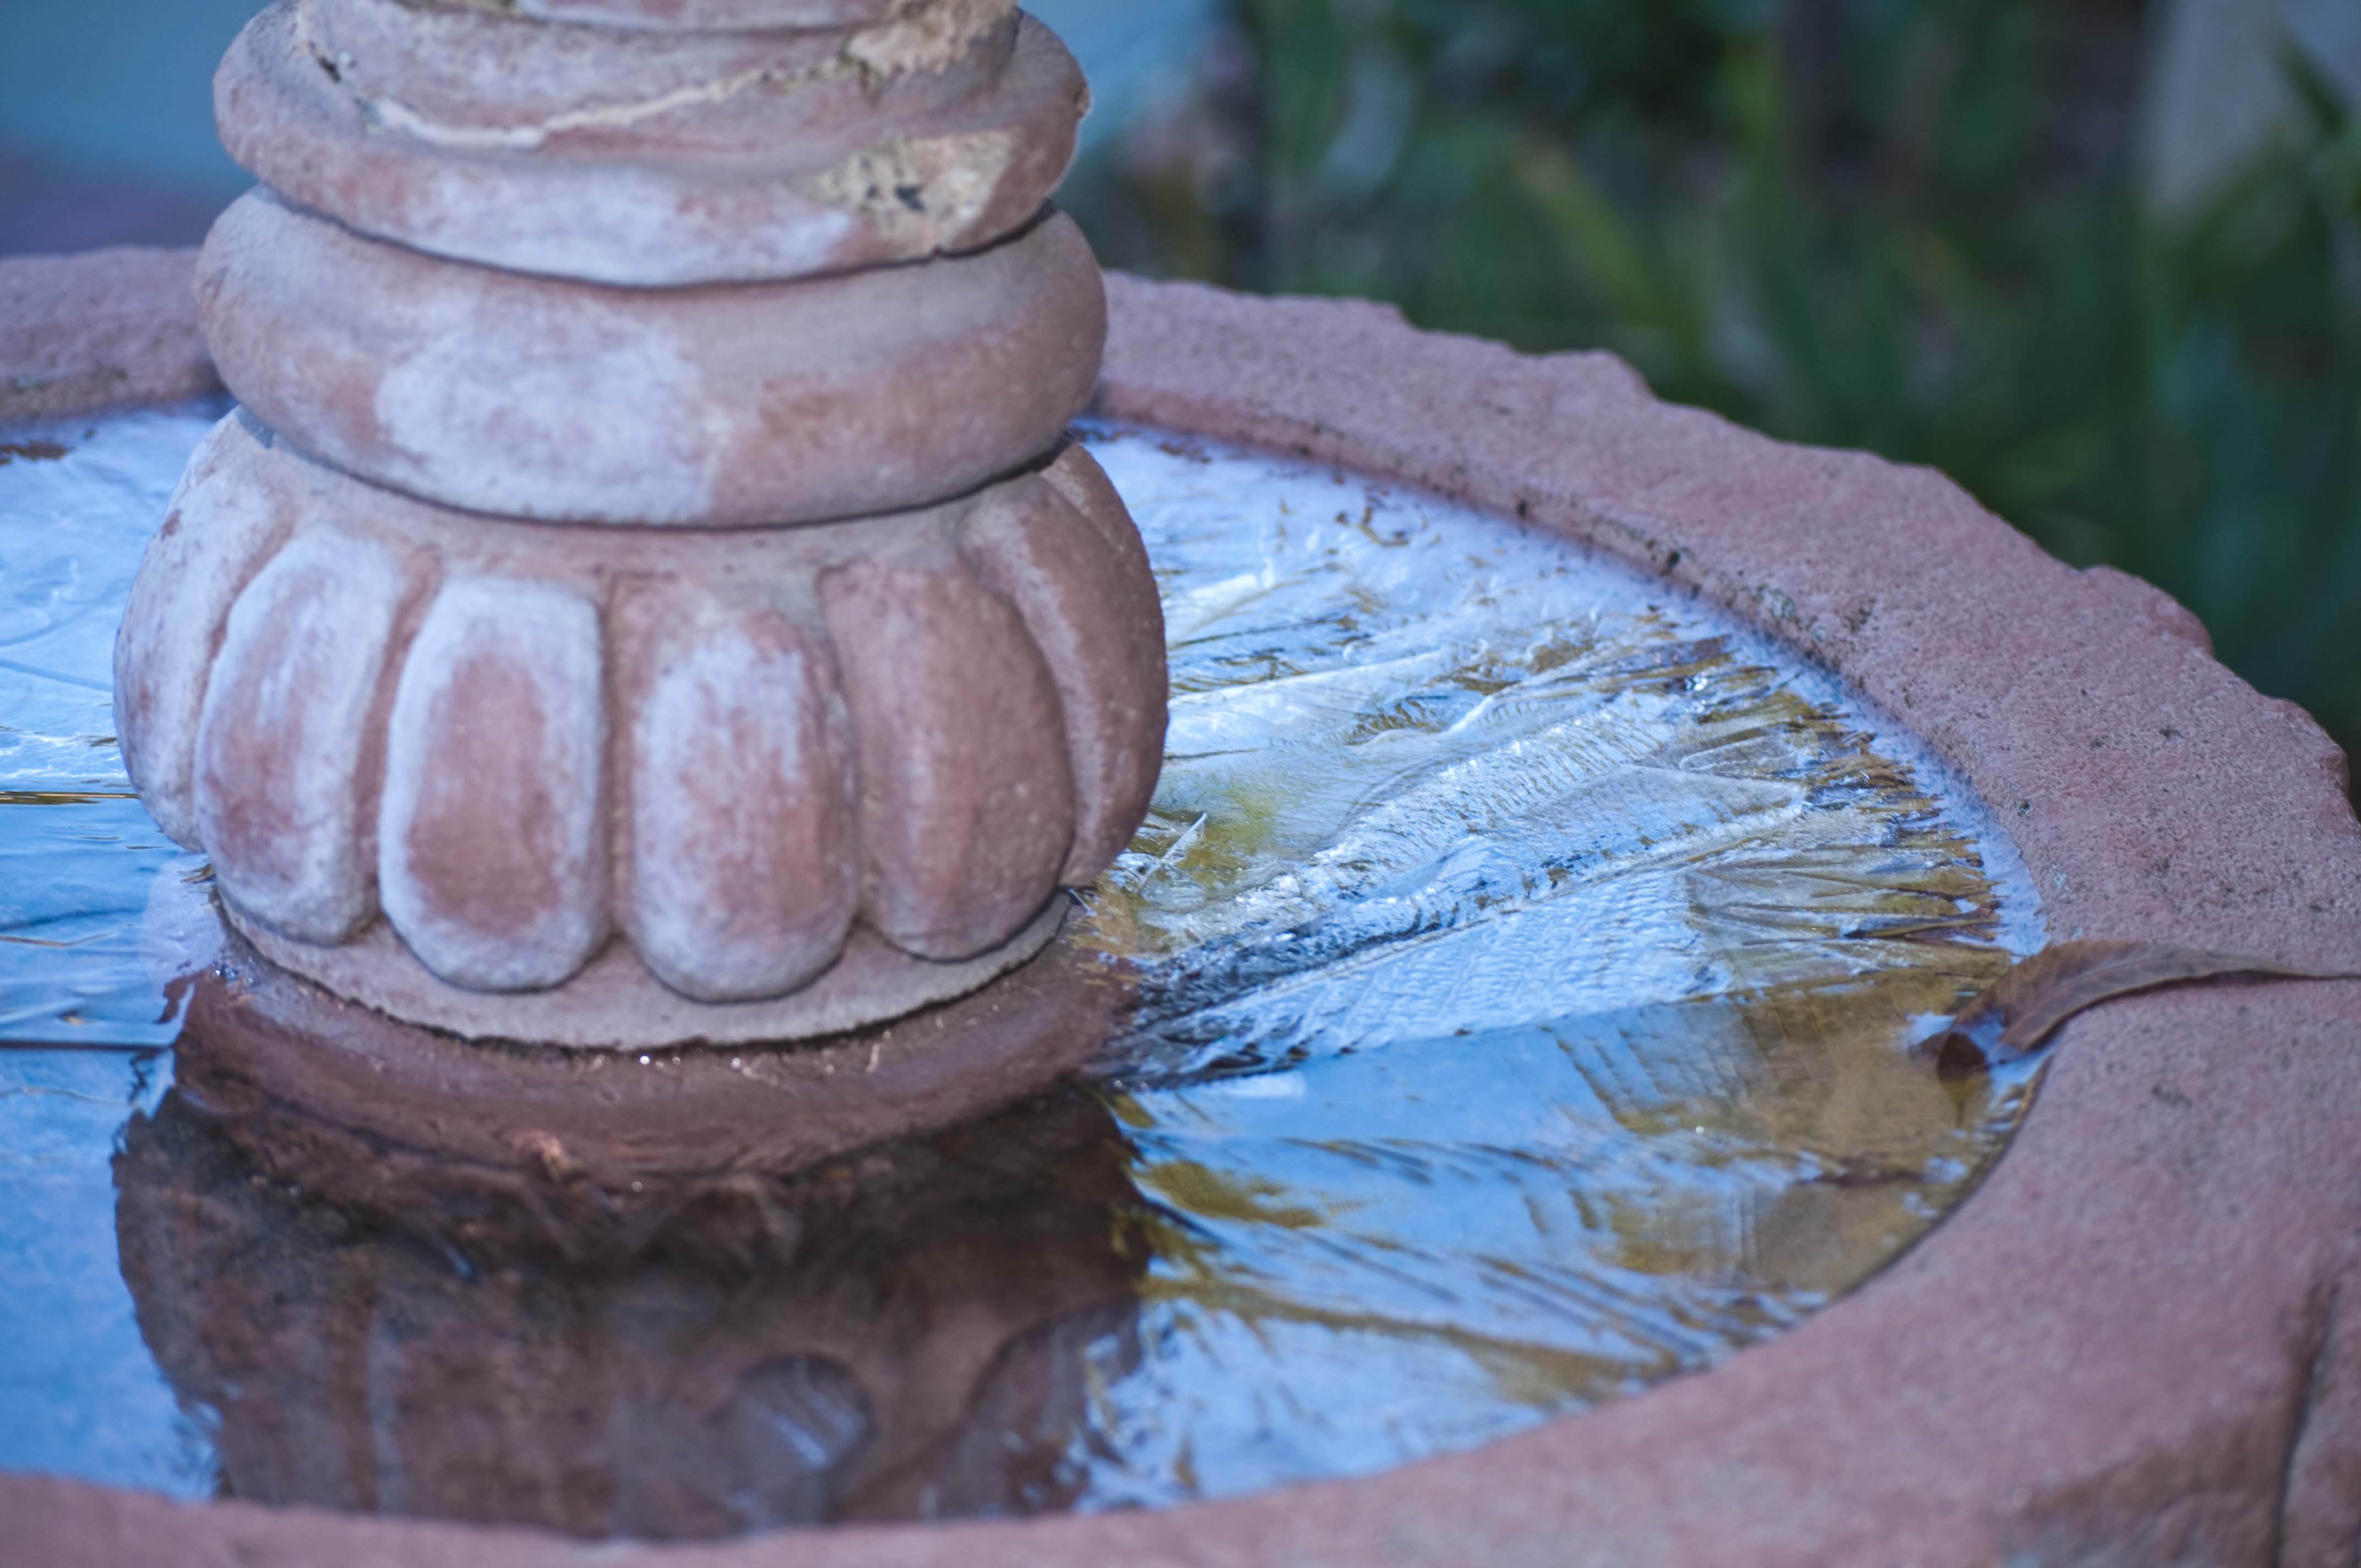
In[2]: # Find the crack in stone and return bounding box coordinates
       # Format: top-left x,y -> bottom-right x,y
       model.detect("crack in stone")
292,0 -> 1011,152
847,0 -> 1015,77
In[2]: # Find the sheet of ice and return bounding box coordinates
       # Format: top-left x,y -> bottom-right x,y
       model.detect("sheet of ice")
1,402 -> 229,1045
0,408 -> 2043,1522
1058,426 -> 2044,1509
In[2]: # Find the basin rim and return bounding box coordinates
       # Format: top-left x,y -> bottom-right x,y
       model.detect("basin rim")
6,249 -> 2361,1567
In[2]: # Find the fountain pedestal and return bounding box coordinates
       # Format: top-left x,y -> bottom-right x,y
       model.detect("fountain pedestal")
112,0 -> 1166,1047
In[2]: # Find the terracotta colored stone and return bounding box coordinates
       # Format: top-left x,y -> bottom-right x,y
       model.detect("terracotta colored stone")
218,2 -> 1082,286
0,247 -> 218,422
194,528 -> 416,945
25,268 -> 2361,1568
194,193 -> 1106,526
236,894 -> 1070,1049
165,919 -> 1127,1254
959,452 -> 1168,885
378,576 -> 612,992
1038,427 -> 1160,587
114,417 -> 1161,1042
110,413 -> 293,848
820,528 -> 1076,961
106,0 -> 1160,1043
615,581 -> 860,1004
300,0 -> 1011,133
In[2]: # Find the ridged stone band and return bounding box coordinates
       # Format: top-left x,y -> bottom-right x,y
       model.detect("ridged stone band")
112,413 -> 1167,1046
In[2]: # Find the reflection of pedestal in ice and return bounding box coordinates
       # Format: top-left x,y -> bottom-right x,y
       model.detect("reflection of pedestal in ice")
115,1084 -> 1147,1536
113,0 -> 1166,1047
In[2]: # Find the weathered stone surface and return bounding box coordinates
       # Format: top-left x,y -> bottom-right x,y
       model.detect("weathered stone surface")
616,582 -> 860,1004
30,268 -> 2361,1568
148,919 -> 1129,1261
194,529 -> 415,945
113,414 -> 293,848
0,247 -> 219,422
112,416 -> 1162,1035
959,451 -> 1167,886
507,0 -> 989,31
93,0 -> 1153,1045
300,0 -> 1013,133
379,576 -> 612,992
195,193 -> 1106,526
217,2 -> 1082,286
232,882 -> 1069,1049
820,529 -> 1076,961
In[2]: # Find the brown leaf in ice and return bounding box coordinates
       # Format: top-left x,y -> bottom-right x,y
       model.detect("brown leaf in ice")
1923,940 -> 2360,1079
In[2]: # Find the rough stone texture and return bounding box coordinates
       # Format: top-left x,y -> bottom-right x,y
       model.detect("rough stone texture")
110,415 -> 296,848
300,0 -> 1014,131
146,922 -> 1130,1262
615,582 -> 860,1004
960,458 -> 1168,886
377,576 -> 612,992
233,894 -> 1069,1050
195,529 -> 416,945
219,2 -> 1084,286
506,0 -> 981,31
820,529 -> 1075,961
100,0 -> 1160,1047
113,415 -> 1158,1043
0,247 -> 217,422
19,271 -> 2361,1565
195,194 -> 1107,525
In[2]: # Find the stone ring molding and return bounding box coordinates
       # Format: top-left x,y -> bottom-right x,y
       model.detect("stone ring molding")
195,195 -> 1107,526
221,0 -> 1086,285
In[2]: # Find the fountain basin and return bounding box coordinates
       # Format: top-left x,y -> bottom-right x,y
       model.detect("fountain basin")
4,249 -> 2360,1566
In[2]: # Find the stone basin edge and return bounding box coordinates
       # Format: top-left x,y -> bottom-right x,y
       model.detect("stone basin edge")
6,249 -> 2360,1567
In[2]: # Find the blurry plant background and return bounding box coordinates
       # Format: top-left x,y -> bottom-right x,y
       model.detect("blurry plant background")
1063,0 -> 2361,789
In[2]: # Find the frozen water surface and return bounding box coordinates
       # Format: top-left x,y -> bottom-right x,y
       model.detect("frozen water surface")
0,407 -> 2042,1532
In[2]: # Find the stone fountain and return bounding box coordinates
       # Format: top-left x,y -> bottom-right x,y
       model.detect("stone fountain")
6,2 -> 2361,1563
112,0 -> 1167,1050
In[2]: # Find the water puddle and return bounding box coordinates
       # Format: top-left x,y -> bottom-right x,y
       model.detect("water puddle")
0,406 -> 2041,1534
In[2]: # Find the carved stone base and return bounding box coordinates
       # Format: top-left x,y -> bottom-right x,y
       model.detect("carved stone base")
227,895 -> 1068,1049
116,416 -> 1163,1044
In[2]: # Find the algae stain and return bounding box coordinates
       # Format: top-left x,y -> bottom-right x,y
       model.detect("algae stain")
1136,1158 -> 1330,1231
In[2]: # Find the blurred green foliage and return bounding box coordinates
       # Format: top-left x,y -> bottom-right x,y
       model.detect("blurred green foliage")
1075,0 -> 2361,783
